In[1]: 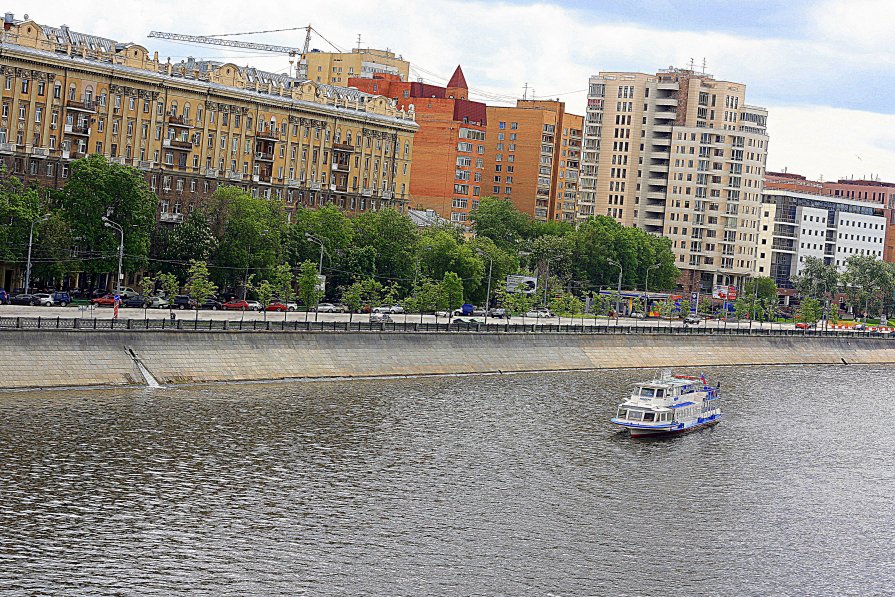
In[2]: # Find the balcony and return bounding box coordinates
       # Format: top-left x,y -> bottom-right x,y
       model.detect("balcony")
332,142 -> 354,152
205,168 -> 218,178
226,170 -> 243,181
255,151 -> 274,161
255,130 -> 281,142
138,160 -> 156,171
64,123 -> 91,136
332,162 -> 349,173
286,178 -> 303,188
253,174 -> 272,184
163,138 -> 192,150
167,115 -> 191,127
361,188 -> 373,197
66,99 -> 96,112
29,146 -> 49,158
0,142 -> 15,154
655,96 -> 678,106
381,191 -> 393,200
160,212 -> 185,223
109,156 -> 127,165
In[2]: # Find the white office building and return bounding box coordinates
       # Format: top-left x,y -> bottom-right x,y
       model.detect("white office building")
756,188 -> 886,288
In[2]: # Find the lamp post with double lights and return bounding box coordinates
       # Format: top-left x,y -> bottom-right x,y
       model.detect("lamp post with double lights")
305,233 -> 325,321
101,216 -> 124,294
475,248 -> 493,325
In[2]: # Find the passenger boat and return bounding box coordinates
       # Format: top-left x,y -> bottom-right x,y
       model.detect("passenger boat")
611,372 -> 722,437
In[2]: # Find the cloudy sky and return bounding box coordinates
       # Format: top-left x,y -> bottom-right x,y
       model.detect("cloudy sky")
11,0 -> 895,182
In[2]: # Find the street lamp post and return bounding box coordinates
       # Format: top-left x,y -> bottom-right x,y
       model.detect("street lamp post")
305,233 -> 325,321
644,262 -> 661,319
607,258 -> 622,325
101,216 -> 124,294
24,215 -> 49,294
476,249 -> 493,325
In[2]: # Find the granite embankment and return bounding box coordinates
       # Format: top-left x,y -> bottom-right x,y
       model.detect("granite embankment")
2,329 -> 895,389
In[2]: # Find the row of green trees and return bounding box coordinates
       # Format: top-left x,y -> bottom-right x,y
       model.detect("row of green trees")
3,155 -> 682,307
794,255 -> 895,320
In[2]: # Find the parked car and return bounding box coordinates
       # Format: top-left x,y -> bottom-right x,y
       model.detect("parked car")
91,295 -> 117,307
172,295 -> 194,310
30,293 -> 54,306
487,307 -> 508,319
316,302 -> 346,313
629,311 -> 646,319
50,291 -> 73,306
369,312 -> 393,323
267,301 -> 298,312
372,304 -> 404,314
524,308 -> 555,318
222,299 -> 260,311
123,294 -> 149,308
147,295 -> 169,309
117,287 -> 138,299
795,322 -> 816,330
199,298 -> 223,310
10,293 -> 37,306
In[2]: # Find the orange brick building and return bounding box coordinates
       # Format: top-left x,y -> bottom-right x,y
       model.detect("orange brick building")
349,66 -> 487,223
484,100 -> 582,222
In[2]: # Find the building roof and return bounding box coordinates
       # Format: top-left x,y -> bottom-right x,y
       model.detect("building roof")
446,65 -> 467,90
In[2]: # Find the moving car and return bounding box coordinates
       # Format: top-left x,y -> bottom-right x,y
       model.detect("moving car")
316,302 -> 346,313
91,295 -> 117,307
369,312 -> 392,323
123,294 -> 149,308
795,322 -> 816,330
487,308 -> 508,319
524,308 -> 555,318
683,314 -> 703,326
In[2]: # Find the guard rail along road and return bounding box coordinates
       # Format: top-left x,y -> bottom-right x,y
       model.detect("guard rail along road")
2,316 -> 894,390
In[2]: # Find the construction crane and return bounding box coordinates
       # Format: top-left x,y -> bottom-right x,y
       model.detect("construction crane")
148,26 -> 313,79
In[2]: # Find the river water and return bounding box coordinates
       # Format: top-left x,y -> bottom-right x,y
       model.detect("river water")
1,366 -> 893,595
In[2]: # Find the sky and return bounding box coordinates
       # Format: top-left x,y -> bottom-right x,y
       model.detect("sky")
9,0 -> 895,182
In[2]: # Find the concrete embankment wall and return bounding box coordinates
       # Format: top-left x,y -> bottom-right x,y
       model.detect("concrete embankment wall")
2,329 -> 895,389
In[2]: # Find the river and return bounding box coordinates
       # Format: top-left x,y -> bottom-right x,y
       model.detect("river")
1,366 -> 892,595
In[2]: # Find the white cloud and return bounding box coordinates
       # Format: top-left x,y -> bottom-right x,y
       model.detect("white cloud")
10,0 -> 895,181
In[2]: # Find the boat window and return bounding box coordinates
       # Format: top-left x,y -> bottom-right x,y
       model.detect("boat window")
639,387 -> 656,397
643,412 -> 655,421
617,409 -> 627,419
628,410 -> 643,421
655,389 -> 665,398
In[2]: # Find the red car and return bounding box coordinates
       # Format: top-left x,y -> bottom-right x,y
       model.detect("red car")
795,322 -> 815,329
222,299 -> 261,311
266,301 -> 297,312
91,295 -> 117,307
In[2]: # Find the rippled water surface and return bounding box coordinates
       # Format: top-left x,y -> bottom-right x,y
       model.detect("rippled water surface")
1,366 -> 894,595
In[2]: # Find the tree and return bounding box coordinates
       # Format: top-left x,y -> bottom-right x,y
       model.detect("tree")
0,173 -> 41,269
438,271 -> 464,316
342,277 -> 383,322
60,154 -> 156,280
739,277 -> 778,322
296,260 -> 323,321
470,196 -> 532,251
184,260 -> 217,322
167,210 -> 217,278
793,256 -> 838,300
206,186 -> 287,289
352,208 -> 419,290
797,297 -> 823,325
419,228 -> 484,299
840,255 -> 892,319
248,275 -> 277,321
156,272 -> 180,303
